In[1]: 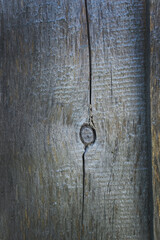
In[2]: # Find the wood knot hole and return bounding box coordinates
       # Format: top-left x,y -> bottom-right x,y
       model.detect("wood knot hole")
80,123 -> 96,146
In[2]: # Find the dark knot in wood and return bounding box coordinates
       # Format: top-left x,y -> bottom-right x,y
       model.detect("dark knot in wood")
80,123 -> 96,146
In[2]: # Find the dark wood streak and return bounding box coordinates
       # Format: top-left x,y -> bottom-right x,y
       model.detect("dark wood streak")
150,1 -> 160,239
84,0 -> 92,106
81,146 -> 87,239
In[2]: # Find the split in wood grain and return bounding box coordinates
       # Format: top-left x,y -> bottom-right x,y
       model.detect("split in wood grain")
84,0 -> 92,106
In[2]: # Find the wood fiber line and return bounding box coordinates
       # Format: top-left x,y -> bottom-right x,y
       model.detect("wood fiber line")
84,0 -> 92,105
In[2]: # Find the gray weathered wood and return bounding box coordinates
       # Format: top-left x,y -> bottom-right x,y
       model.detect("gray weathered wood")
0,0 -> 152,239
150,1 -> 160,239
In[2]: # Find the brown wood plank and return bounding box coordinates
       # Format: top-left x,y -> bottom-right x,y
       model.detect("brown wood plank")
150,1 -> 160,239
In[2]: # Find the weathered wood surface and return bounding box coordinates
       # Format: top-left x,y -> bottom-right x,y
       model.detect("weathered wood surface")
150,1 -> 160,239
0,0 -> 152,239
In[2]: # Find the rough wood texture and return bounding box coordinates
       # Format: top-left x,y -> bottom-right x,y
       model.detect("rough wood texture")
150,1 -> 160,239
0,0 -> 152,239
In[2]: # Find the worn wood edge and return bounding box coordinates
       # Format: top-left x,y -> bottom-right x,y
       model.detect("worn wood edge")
146,0 -> 154,239
150,0 -> 160,239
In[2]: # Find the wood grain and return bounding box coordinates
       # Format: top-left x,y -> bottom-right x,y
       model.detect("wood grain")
0,0 -> 152,239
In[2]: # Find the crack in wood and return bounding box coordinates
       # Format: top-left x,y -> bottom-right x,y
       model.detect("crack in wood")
81,1 -> 96,238
81,146 -> 87,239
84,0 -> 92,106
81,1 -> 92,236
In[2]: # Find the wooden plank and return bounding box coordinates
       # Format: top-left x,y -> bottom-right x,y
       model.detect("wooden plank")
0,1 -> 88,239
83,0 -> 151,239
0,0 -> 151,239
150,1 -> 160,239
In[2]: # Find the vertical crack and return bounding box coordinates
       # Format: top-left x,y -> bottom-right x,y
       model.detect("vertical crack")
84,0 -> 92,106
81,146 -> 88,239
81,1 -> 93,238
